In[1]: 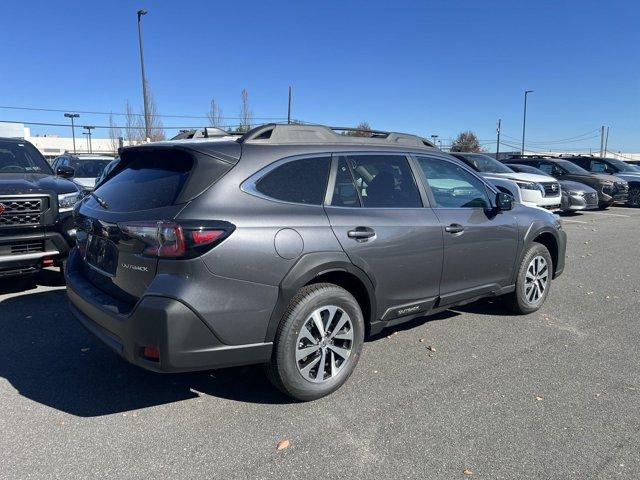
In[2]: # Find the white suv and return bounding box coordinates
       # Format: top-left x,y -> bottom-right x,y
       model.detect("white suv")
450,152 -> 561,210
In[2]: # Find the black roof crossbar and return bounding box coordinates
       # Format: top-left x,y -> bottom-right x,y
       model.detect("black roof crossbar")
237,123 -> 436,148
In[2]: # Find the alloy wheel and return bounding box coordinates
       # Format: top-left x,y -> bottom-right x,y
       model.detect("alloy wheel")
296,305 -> 354,383
524,255 -> 549,305
628,188 -> 640,208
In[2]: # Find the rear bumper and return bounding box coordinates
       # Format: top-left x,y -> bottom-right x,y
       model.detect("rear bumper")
65,249 -> 272,372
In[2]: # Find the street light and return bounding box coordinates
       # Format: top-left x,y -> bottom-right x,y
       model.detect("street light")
521,90 -> 534,155
430,134 -> 439,146
64,113 -> 80,153
137,9 -> 150,141
82,132 -> 90,152
83,126 -> 95,153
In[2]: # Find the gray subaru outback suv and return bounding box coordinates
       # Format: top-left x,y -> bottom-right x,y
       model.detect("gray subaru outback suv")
66,124 -> 566,400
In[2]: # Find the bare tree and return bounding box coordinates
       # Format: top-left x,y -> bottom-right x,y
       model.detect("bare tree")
124,100 -> 142,145
207,98 -> 224,127
108,113 -> 122,153
144,82 -> 165,142
345,121 -> 373,137
239,89 -> 252,132
450,131 -> 482,152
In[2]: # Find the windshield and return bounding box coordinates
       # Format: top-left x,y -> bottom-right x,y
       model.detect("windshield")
605,158 -> 638,173
68,159 -> 112,178
0,140 -> 53,174
459,154 -> 514,174
555,159 -> 590,174
507,164 -> 547,176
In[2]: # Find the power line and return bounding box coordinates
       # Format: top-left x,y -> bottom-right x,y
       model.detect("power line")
0,105 -> 287,121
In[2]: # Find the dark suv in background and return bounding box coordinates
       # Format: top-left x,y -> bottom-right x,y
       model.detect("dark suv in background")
507,155 -> 628,209
0,137 -> 80,278
66,124 -> 566,400
560,155 -> 640,207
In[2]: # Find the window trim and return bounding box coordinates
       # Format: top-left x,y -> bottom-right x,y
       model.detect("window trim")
325,151 -> 427,209
411,153 -> 498,210
240,153 -> 331,207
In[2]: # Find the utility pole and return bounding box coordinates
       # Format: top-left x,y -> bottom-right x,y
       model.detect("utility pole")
496,118 -> 501,160
599,125 -> 605,157
64,113 -> 79,153
137,9 -> 150,141
287,86 -> 292,124
84,126 -> 95,153
604,126 -> 609,158
521,90 -> 534,155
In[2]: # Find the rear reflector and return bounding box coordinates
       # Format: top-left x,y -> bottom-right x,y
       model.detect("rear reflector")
191,230 -> 225,244
42,258 -> 55,266
142,345 -> 160,361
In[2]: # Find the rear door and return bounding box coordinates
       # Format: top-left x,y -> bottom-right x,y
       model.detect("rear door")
414,155 -> 518,306
324,153 -> 443,320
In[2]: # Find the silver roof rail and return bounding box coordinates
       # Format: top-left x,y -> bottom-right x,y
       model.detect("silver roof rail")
237,123 -> 436,147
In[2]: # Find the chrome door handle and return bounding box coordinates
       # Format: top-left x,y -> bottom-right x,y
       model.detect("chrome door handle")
444,223 -> 465,234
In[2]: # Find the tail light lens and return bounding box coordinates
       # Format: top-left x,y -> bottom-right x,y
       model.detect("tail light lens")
120,220 -> 233,258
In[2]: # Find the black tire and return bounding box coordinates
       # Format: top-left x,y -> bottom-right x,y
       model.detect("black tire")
597,202 -> 611,210
266,283 -> 365,401
628,187 -> 640,208
503,243 -> 553,314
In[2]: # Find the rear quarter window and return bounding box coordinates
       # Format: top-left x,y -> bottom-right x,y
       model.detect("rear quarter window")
253,156 -> 331,205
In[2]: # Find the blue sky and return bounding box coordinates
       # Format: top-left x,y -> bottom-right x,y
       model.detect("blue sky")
1,0 -> 639,151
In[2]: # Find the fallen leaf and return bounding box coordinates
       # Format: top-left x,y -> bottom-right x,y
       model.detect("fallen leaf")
427,345 -> 436,352
535,395 -> 544,401
463,468 -> 473,475
419,338 -> 425,343
276,439 -> 290,451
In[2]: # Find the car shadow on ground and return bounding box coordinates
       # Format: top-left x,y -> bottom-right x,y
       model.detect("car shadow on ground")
0,284 -> 293,418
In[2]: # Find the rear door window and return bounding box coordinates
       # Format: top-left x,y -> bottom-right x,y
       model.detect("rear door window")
254,156 -> 330,205
336,154 -> 422,208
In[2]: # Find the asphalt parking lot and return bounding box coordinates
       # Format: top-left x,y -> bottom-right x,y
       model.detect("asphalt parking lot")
1,207 -> 638,480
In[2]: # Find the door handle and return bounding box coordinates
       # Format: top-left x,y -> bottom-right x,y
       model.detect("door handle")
444,223 -> 465,234
347,227 -> 376,240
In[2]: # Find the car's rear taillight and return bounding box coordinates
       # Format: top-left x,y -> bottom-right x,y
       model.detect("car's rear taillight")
119,220 -> 234,259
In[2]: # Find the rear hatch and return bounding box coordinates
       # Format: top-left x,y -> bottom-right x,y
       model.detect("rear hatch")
75,143 -> 238,304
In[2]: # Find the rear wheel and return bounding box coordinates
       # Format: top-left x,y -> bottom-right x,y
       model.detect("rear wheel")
504,243 -> 553,314
266,283 -> 364,401
628,187 -> 640,208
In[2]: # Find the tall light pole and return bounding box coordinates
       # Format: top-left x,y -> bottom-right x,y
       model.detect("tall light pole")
287,86 -> 292,124
83,126 -> 95,153
137,9 -> 150,141
82,132 -> 90,152
431,134 -> 438,146
64,113 -> 80,153
521,90 -> 534,155
496,118 -> 501,160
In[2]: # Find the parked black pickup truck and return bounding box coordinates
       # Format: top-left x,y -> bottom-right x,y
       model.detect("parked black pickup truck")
0,137 -> 80,277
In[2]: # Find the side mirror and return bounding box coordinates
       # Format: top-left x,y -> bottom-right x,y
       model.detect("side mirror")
495,192 -> 514,211
56,165 -> 75,178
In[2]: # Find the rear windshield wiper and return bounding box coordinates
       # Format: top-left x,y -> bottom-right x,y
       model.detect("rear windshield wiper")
89,191 -> 109,210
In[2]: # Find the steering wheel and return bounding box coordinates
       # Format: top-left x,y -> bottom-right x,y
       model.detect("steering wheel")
0,165 -> 26,173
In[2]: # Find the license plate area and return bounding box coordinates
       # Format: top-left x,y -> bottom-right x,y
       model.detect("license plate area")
85,234 -> 119,276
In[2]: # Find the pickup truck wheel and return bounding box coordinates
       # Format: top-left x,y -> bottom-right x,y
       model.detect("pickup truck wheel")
504,243 -> 553,314
266,283 -> 364,401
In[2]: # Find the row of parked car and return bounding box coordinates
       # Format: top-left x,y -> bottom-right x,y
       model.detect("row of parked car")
449,152 -> 638,211
0,125 -> 637,401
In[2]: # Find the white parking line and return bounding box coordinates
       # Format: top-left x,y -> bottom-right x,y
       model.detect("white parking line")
562,219 -> 589,224
588,212 -> 631,218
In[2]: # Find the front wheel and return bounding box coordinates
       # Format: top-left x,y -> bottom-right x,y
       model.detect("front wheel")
628,187 -> 640,208
266,283 -> 365,401
504,243 -> 553,314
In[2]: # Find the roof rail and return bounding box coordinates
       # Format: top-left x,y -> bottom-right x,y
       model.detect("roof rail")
170,127 -> 240,140
237,123 -> 436,148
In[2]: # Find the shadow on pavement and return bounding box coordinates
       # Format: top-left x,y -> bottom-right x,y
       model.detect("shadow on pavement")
0,288 -> 293,418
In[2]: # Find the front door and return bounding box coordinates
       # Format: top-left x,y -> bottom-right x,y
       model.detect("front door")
324,153 -> 443,320
414,155 -> 519,306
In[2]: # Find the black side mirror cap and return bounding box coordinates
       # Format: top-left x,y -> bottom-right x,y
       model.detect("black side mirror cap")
496,192 -> 514,211
56,166 -> 75,178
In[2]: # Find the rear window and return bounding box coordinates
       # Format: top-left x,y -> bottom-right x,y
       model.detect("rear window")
90,150 -> 193,212
254,156 -> 330,205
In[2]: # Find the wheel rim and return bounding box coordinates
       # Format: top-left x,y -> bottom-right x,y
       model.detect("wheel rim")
629,188 -> 640,207
524,255 -> 549,305
295,305 -> 354,383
